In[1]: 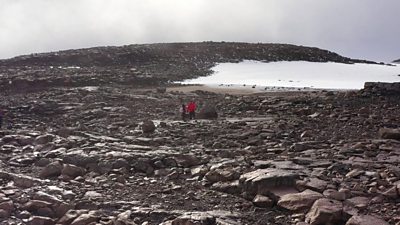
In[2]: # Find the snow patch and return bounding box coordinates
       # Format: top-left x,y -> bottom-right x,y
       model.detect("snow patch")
183,61 -> 400,90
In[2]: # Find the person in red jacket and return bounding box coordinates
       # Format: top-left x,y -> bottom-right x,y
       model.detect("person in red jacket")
187,100 -> 197,120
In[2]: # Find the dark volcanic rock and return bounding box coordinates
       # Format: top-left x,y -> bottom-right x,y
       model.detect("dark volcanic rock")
379,128 -> 400,140
197,104 -> 218,119
142,120 -> 156,133
363,82 -> 400,95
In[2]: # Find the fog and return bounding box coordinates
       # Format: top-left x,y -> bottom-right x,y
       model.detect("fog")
1,0 -> 399,61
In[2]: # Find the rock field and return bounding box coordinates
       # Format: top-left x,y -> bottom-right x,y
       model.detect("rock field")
0,42 -> 398,225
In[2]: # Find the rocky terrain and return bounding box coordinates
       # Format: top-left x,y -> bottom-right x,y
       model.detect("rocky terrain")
0,43 -> 399,225
0,42 -> 375,93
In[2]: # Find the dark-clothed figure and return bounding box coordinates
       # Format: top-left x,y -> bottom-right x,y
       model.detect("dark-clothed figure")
0,109 -> 3,128
187,101 -> 197,120
180,104 -> 186,120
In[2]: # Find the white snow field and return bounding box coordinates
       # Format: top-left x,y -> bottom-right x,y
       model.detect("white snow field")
183,61 -> 400,91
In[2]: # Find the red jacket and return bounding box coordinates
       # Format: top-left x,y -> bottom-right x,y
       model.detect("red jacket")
187,102 -> 196,112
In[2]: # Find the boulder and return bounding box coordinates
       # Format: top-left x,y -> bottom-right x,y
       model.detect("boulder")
363,82 -> 400,95
62,164 -> 86,178
142,120 -> 156,133
305,198 -> 344,225
70,211 -> 100,225
197,104 -> 218,119
35,134 -> 56,145
204,169 -> 239,183
62,152 -> 99,168
211,181 -> 241,195
239,168 -> 300,199
173,154 -> 201,168
39,161 -> 63,178
0,200 -> 13,218
379,128 -> 400,141
345,215 -> 389,225
278,189 -> 323,213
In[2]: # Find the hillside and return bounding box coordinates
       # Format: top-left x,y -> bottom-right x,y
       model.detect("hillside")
0,42 -> 375,92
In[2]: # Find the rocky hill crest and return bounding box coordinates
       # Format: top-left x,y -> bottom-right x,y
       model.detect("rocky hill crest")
0,42 -> 375,92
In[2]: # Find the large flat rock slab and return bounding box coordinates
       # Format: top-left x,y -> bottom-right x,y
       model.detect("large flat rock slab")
239,168 -> 300,198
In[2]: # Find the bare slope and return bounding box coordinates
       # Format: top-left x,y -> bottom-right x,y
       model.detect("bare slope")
0,42 -> 375,91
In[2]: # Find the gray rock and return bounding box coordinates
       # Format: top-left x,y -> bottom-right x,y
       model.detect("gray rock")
204,169 -> 239,183
252,194 -> 274,208
305,198 -> 344,225
278,189 -> 323,213
0,171 -> 43,188
344,197 -> 369,209
62,152 -> 99,168
379,128 -> 400,140
142,120 -> 156,133
170,212 -> 216,225
39,161 -> 63,178
302,178 -> 328,193
35,134 -> 56,145
211,180 -> 241,195
323,189 -> 346,201
345,215 -> 389,225
27,216 -> 55,225
57,209 -> 85,224
173,154 -> 201,168
239,168 -> 300,199
0,200 -> 13,218
70,211 -> 100,225
197,104 -> 218,119
23,200 -> 53,212
62,164 -> 86,178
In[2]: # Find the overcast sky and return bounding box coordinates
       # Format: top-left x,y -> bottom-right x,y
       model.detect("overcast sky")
0,0 -> 399,62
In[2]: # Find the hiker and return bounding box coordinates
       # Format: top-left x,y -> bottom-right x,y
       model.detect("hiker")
187,100 -> 197,120
0,108 -> 3,128
180,104 -> 187,120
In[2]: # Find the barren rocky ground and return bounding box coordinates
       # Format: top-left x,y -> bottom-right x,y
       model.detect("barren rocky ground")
0,43 -> 399,225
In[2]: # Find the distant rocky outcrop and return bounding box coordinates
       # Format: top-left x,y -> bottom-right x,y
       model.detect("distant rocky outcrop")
393,59 -> 400,63
363,82 -> 400,95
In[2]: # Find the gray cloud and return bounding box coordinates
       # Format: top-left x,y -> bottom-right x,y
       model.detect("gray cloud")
0,0 -> 399,61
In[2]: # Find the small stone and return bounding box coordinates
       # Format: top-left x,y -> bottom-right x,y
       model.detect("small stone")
35,134 -> 56,145
62,164 -> 86,178
27,216 -> 55,225
252,194 -> 274,208
345,196 -> 369,209
323,189 -> 346,201
84,191 -> 102,199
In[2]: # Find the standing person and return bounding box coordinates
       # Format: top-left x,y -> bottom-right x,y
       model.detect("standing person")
180,104 -> 187,121
187,100 -> 197,120
0,108 -> 3,129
